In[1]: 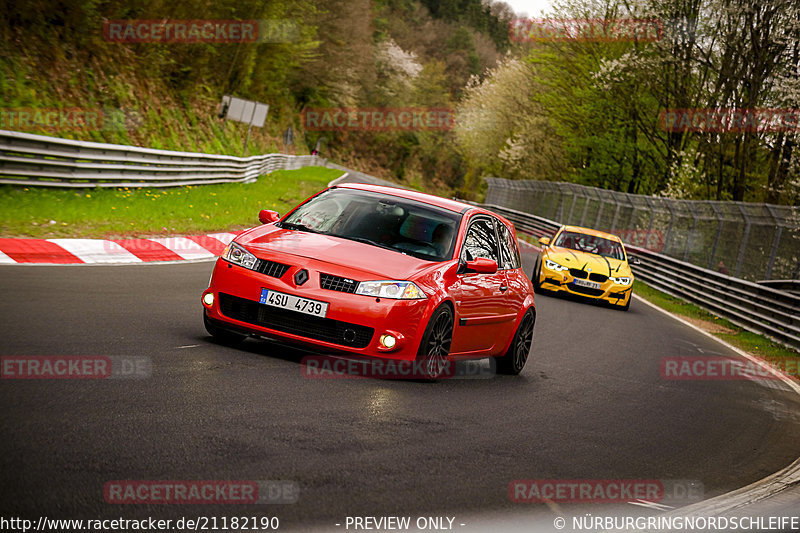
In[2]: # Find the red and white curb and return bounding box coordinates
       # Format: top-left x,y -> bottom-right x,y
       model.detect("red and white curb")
0,232 -> 238,265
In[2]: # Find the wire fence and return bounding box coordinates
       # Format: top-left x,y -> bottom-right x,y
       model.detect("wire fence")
485,178 -> 800,282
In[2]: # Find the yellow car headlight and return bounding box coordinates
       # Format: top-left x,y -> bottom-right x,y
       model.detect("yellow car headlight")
610,276 -> 632,286
544,259 -> 569,272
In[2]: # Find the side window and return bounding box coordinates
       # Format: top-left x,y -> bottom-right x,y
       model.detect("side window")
497,220 -> 521,270
461,217 -> 500,263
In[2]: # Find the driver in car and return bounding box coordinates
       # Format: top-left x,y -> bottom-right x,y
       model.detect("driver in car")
431,223 -> 453,258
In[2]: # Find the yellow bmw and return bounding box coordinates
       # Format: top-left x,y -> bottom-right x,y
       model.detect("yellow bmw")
533,225 -> 637,311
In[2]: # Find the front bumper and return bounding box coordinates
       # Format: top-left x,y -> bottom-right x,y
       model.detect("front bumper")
202,257 -> 430,360
539,262 -> 632,306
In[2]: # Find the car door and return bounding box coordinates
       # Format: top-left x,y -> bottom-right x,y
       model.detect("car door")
496,218 -> 527,337
449,215 -> 516,355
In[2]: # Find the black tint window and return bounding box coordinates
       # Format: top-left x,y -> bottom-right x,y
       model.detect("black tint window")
282,188 -> 461,262
497,220 -> 521,269
462,218 -> 500,263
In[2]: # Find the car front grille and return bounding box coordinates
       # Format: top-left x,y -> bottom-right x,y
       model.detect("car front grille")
569,268 -> 588,279
569,268 -> 608,283
320,273 -> 359,294
569,284 -> 605,297
219,293 -> 374,348
257,259 -> 290,278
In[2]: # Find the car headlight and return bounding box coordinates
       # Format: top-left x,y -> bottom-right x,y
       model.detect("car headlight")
356,281 -> 426,299
544,259 -> 569,272
223,242 -> 258,270
610,276 -> 632,285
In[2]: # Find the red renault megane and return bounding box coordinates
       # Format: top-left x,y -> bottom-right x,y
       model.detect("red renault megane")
201,183 -> 535,379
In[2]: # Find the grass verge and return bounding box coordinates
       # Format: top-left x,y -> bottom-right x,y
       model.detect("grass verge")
0,166 -> 343,239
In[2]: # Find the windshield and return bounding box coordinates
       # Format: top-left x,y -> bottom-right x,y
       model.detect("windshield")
553,231 -> 625,261
281,188 -> 461,262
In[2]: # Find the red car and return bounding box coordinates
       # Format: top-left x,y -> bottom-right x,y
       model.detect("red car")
201,183 -> 535,379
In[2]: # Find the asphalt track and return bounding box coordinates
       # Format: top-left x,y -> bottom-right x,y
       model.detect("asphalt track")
1,247 -> 800,530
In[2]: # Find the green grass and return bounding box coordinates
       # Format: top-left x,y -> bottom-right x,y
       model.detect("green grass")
0,166 -> 343,239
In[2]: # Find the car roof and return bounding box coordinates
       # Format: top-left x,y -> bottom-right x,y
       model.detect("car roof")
335,182 -> 473,214
560,225 -> 622,242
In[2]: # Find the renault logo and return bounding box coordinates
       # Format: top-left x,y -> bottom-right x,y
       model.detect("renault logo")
294,269 -> 309,286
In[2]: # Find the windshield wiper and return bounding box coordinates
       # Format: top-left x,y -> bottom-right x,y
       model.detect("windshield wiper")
280,221 -> 323,234
337,235 -> 404,254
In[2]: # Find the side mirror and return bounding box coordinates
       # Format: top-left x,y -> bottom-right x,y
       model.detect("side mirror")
630,257 -> 641,265
538,236 -> 551,247
464,258 -> 499,274
259,209 -> 281,224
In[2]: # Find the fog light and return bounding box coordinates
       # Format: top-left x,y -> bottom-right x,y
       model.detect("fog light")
203,292 -> 214,306
379,334 -> 397,349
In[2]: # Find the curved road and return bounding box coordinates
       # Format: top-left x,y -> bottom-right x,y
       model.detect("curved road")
1,248 -> 799,530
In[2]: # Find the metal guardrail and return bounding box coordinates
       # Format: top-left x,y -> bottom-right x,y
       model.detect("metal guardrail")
0,130 -> 326,188
757,279 -> 800,296
485,203 -> 800,352
486,177 -> 800,282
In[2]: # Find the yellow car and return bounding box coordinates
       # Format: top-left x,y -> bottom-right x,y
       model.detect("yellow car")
533,225 -> 636,311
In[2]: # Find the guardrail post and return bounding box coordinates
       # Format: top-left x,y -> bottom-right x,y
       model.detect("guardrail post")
662,200 -> 677,256
555,182 -> 567,222
610,192 -> 622,232
765,205 -> 782,280
593,188 -> 605,229
733,203 -> 752,278
707,203 -> 724,270
643,197 -> 658,251
684,201 -> 698,262
566,184 -> 578,224
579,190 -> 590,227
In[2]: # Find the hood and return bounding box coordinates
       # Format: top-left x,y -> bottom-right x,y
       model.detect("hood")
237,225 -> 438,280
545,246 -> 631,276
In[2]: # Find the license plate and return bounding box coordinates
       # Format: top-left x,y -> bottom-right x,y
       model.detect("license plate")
573,278 -> 601,290
259,288 -> 328,318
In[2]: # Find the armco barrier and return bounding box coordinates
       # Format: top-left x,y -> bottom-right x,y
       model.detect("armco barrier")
0,130 -> 325,188
485,177 -> 800,282
483,203 -> 800,352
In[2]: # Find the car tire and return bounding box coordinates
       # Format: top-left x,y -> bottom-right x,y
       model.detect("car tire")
496,309 -> 534,375
416,304 -> 454,380
621,295 -> 631,312
532,257 -> 542,290
204,312 -> 247,345
532,258 -> 550,295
